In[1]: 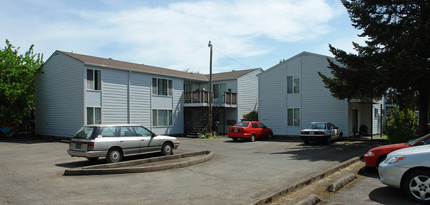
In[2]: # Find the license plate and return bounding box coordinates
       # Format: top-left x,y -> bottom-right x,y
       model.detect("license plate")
76,143 -> 81,149
234,129 -> 239,132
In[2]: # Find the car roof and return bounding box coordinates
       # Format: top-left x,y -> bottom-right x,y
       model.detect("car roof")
84,124 -> 143,127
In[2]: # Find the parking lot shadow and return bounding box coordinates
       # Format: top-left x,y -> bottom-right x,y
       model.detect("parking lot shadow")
269,142 -> 378,162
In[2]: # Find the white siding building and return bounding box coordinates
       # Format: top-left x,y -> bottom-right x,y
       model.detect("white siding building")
258,52 -> 382,137
36,51 -> 261,138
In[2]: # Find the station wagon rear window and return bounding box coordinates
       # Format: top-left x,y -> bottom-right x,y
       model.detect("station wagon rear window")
73,127 -> 95,139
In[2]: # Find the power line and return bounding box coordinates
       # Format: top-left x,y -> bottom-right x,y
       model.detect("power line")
212,47 -> 253,69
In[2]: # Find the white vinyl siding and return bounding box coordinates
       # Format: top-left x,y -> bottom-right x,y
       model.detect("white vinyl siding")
237,69 -> 262,121
102,69 -> 129,124
258,64 -> 287,135
300,53 -> 348,134
130,72 -> 151,127
35,52 -> 84,137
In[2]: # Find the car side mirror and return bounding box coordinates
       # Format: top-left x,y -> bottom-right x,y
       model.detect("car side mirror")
152,133 -> 156,138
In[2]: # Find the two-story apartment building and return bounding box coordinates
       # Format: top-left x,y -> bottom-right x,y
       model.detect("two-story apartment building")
258,51 -> 383,137
35,51 -> 261,138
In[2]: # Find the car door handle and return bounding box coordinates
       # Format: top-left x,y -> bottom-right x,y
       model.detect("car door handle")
141,139 -> 145,141
120,141 -> 124,143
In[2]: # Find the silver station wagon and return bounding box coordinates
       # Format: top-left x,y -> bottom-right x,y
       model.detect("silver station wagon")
67,124 -> 180,163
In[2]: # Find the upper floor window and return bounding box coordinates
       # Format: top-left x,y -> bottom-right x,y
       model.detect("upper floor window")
152,78 -> 173,96
87,69 -> 101,90
213,83 -> 226,98
287,75 -> 299,94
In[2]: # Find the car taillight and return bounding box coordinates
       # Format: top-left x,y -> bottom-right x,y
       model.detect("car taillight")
87,142 -> 95,150
301,131 -> 309,135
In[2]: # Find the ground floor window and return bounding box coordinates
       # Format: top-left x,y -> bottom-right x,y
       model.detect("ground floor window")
152,109 -> 173,127
287,108 -> 300,126
87,107 -> 101,124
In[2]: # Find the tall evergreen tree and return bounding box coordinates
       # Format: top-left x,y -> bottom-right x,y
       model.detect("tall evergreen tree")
319,0 -> 430,136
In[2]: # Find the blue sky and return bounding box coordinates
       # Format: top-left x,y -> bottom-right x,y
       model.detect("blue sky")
1,0 -> 365,74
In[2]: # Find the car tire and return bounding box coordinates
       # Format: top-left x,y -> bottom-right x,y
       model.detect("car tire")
267,133 -> 273,140
403,169 -> 430,203
161,142 -> 173,155
106,148 -> 123,163
87,157 -> 99,162
250,134 -> 255,142
232,137 -> 238,142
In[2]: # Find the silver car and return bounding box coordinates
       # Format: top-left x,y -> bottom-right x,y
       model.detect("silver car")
378,145 -> 430,203
300,122 -> 343,144
67,124 -> 179,163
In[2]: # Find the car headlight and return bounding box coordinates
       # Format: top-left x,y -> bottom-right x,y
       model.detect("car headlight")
367,151 -> 375,156
385,155 -> 405,164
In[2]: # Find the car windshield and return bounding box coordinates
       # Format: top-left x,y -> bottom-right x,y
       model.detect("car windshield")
235,122 -> 249,127
405,134 -> 430,146
73,127 -> 95,139
309,123 -> 325,129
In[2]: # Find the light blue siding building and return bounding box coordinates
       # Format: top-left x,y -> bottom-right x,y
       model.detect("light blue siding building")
35,51 -> 261,138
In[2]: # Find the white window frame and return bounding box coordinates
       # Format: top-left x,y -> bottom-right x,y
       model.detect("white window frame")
213,83 -> 226,99
87,107 -> 101,125
152,109 -> 173,127
287,108 -> 300,127
152,78 -> 173,96
87,69 -> 101,90
287,75 -> 299,94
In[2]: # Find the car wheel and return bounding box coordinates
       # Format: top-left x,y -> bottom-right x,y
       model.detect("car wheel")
87,157 -> 99,162
106,148 -> 123,163
250,134 -> 255,142
325,136 -> 331,145
161,142 -> 173,155
403,169 -> 430,203
232,137 -> 238,142
267,133 -> 273,140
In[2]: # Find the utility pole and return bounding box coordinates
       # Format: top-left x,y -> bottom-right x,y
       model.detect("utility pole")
208,41 -> 213,134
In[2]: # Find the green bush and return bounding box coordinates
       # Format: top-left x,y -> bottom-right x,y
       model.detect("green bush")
385,106 -> 418,143
242,111 -> 258,121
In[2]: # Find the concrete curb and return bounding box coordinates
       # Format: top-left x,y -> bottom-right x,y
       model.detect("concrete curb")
251,156 -> 361,205
64,150 -> 214,176
327,173 -> 357,192
294,194 -> 321,205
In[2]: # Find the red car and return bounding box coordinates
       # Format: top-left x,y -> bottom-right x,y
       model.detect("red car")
227,121 -> 273,142
364,133 -> 430,168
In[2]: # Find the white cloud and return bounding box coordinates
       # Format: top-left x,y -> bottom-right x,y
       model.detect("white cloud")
1,0 -> 345,73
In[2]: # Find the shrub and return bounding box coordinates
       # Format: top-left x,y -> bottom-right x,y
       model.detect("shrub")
385,106 -> 418,143
242,111 -> 258,121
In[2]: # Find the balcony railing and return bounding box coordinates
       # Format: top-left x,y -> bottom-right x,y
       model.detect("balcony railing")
184,91 -> 237,105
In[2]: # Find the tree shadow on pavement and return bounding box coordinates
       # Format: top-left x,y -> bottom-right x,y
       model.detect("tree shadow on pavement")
269,142 -> 379,162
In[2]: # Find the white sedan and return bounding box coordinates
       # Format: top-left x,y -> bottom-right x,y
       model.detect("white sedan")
300,122 -> 343,144
378,145 -> 430,204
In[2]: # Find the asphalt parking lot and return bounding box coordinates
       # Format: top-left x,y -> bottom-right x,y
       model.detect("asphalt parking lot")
0,136 -> 386,205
